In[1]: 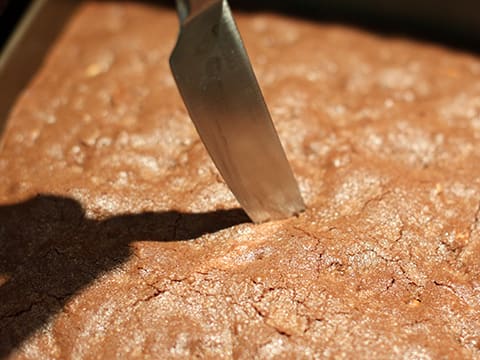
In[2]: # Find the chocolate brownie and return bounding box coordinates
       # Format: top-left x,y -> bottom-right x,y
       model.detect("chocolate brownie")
1,1 -> 480,358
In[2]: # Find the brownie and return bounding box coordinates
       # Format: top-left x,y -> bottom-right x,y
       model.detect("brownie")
1,1 -> 480,359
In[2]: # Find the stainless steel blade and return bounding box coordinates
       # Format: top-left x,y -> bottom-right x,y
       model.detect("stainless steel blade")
170,0 -> 305,223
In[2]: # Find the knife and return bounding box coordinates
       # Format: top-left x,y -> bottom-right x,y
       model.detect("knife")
170,0 -> 305,223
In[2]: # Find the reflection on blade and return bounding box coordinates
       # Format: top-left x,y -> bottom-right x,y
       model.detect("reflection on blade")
170,0 -> 305,223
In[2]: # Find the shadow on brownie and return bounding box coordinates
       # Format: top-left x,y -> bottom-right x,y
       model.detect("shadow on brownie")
0,195 -> 249,357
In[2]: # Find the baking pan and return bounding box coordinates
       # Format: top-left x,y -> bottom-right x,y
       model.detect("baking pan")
0,0 -> 79,149
1,0 -> 479,150
234,0 -> 480,46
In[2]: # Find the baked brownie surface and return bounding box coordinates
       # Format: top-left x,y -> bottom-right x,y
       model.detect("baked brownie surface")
1,2 -> 480,359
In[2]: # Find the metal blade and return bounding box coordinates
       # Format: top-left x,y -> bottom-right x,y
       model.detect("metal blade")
170,0 -> 305,223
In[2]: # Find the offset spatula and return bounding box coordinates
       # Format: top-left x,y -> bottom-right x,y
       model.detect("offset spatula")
170,0 -> 305,223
